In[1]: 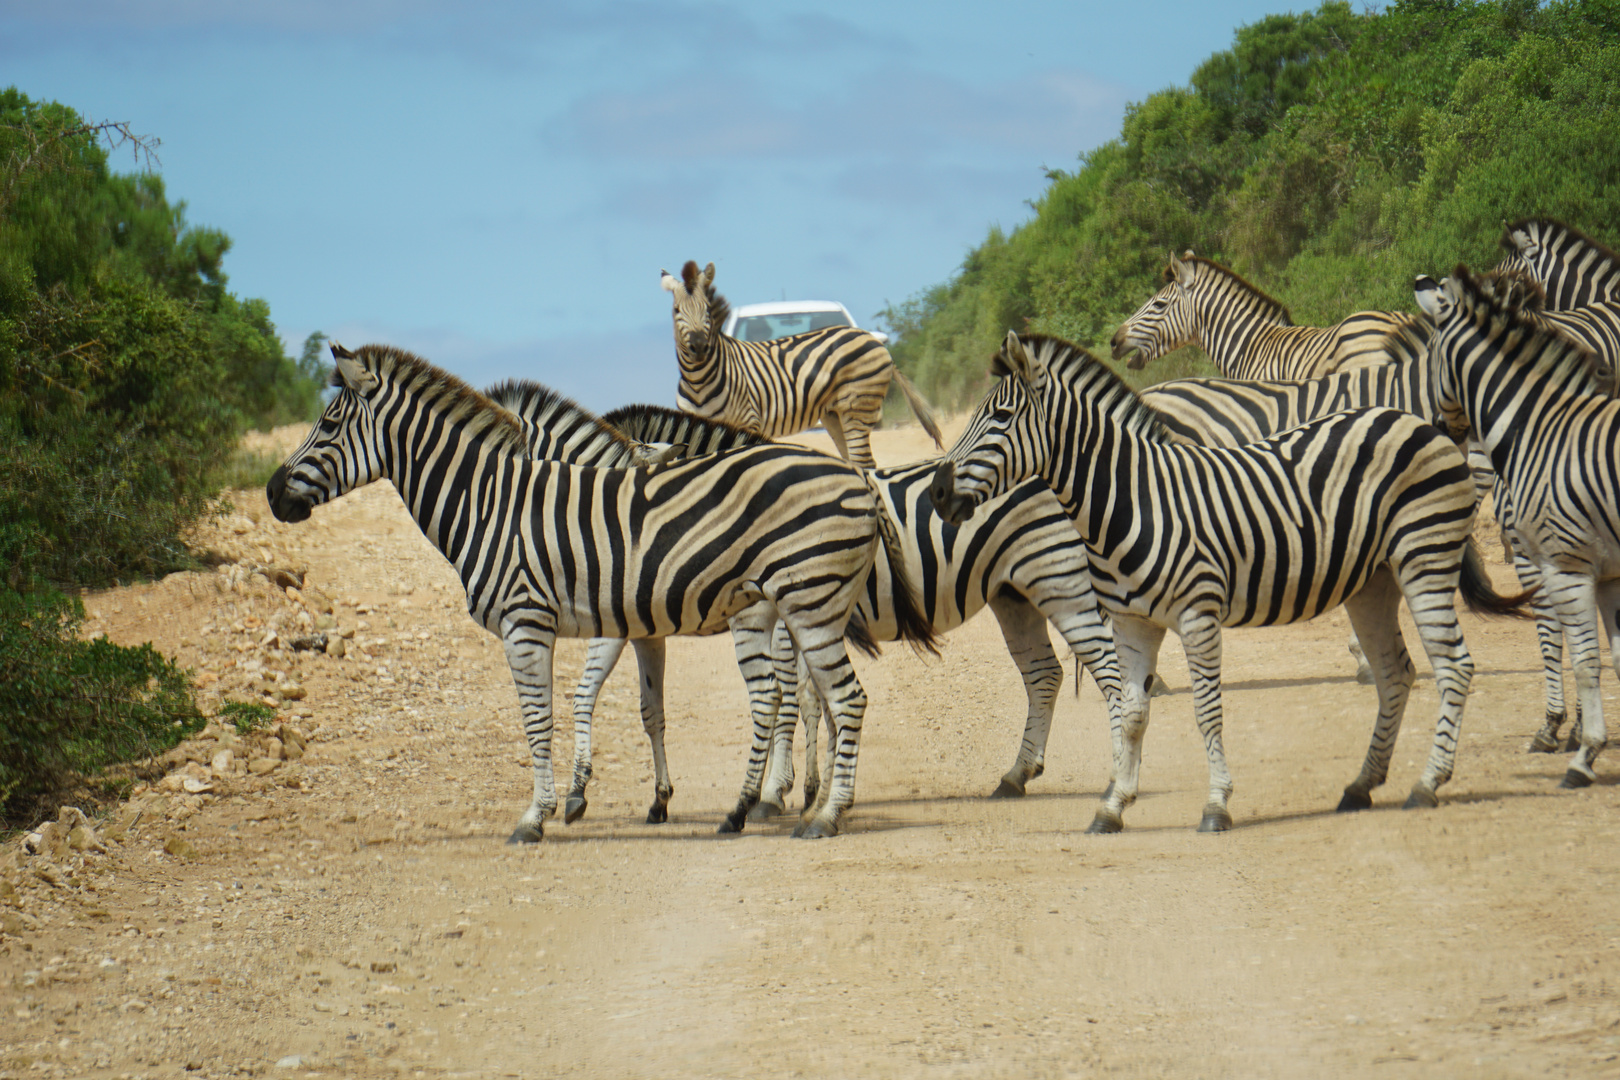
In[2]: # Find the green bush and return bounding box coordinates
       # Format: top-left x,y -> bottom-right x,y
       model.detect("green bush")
218,700 -> 276,735
0,585 -> 203,826
888,0 -> 1620,403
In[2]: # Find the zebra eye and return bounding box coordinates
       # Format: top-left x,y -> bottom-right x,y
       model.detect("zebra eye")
990,406 -> 1016,423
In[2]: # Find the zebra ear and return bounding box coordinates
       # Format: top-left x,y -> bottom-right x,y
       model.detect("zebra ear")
1001,330 -> 1043,392
1508,227 -> 1536,255
702,262 -> 715,286
660,269 -> 680,293
1172,253 -> 1196,289
330,345 -> 379,393
1413,276 -> 1447,320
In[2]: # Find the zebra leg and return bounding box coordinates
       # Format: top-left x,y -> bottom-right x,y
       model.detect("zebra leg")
1089,616 -> 1162,834
1402,557 -> 1478,808
1176,612 -> 1235,832
986,594 -> 1063,798
1347,632 -> 1374,685
751,621 -> 800,820
632,639 -> 674,824
566,637 -> 627,824
1556,576 -> 1610,789
821,411 -> 852,462
788,629 -> 869,840
718,607 -> 785,834
1337,570 -> 1416,811
799,647 -> 824,811
501,620 -> 559,844
1516,552 -> 1573,753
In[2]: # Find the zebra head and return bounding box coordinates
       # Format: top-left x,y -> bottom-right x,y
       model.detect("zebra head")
662,260 -> 718,364
1111,250 -> 1199,370
930,330 -> 1050,526
267,343 -> 385,523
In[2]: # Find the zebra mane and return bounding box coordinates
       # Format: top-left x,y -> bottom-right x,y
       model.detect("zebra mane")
1451,266 -> 1607,385
1005,333 -> 1175,445
349,345 -> 528,456
599,402 -> 767,450
483,377 -> 644,457
680,259 -> 732,341
1170,256 -> 1292,326
1501,218 -> 1620,270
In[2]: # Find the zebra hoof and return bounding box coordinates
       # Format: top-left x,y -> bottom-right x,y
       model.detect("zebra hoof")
1032,761 -> 1045,779
989,777 -> 1026,799
1528,730 -> 1562,754
505,823 -> 543,845
1560,769 -> 1595,790
747,797 -> 787,821
563,796 -> 588,824
792,818 -> 838,839
1402,786 -> 1439,810
1336,789 -> 1372,813
1197,808 -> 1232,833
645,802 -> 668,825
1086,810 -> 1123,834
716,811 -> 748,835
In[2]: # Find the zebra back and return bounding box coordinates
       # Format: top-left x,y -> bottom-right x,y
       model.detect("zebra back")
1497,219 -> 1620,310
484,379 -> 649,467
600,403 -> 768,456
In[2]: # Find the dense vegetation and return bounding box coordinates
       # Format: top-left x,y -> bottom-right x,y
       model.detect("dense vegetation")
0,89 -> 322,822
882,0 -> 1620,406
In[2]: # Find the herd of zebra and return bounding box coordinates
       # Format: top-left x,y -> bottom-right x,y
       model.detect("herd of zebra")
266,220 -> 1620,842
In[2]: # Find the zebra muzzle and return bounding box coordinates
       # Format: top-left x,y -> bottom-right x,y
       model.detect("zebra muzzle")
266,464 -> 313,524
928,460 -> 975,526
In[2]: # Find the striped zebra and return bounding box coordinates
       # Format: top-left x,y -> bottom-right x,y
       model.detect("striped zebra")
930,331 -> 1530,832
1497,218 -> 1620,310
1110,251 -> 1417,379
663,260 -> 943,469
510,397 -> 1133,820
1419,266 -> 1620,789
267,344 -> 936,841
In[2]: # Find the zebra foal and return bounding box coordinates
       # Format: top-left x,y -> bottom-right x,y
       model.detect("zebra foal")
663,259 -> 942,469
930,331 -> 1530,832
268,344 -> 931,840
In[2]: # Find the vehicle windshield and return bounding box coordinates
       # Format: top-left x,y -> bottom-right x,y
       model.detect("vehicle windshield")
732,310 -> 850,342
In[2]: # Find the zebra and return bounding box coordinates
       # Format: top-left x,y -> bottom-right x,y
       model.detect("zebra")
266,343 -> 936,841
1110,250 -> 1418,380
1419,266 -> 1620,789
1497,218 -> 1620,310
662,259 -> 943,469
506,397 -> 1133,820
929,330 -> 1531,833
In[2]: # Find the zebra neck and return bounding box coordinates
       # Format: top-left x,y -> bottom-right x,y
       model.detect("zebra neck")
1193,285 -> 1285,378
382,415 -> 521,575
676,338 -> 727,410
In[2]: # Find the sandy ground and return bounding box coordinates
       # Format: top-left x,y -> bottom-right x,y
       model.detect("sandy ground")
4,418 -> 1620,1080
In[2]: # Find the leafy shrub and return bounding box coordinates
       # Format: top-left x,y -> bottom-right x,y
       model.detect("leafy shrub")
218,700 -> 276,735
0,585 -> 203,826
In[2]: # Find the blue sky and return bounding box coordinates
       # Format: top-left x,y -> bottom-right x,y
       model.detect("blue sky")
4,1 -> 1287,410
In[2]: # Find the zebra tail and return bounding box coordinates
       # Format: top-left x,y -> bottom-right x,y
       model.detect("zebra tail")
890,366 -> 945,449
844,610 -> 881,659
1458,539 -> 1536,619
861,472 -> 944,657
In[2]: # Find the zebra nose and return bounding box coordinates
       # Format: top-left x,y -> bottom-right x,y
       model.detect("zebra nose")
1109,326 -> 1134,363
686,329 -> 709,354
266,464 -> 312,523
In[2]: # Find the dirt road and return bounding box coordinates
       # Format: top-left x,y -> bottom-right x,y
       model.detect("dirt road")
4,420 -> 1620,1080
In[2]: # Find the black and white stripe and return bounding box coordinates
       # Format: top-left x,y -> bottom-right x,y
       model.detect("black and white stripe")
1421,267 -> 1620,789
931,331 -> 1529,832
521,399 -> 1130,817
1110,251 -> 1416,380
1497,219 -> 1620,310
663,260 -> 942,468
267,345 -> 933,841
